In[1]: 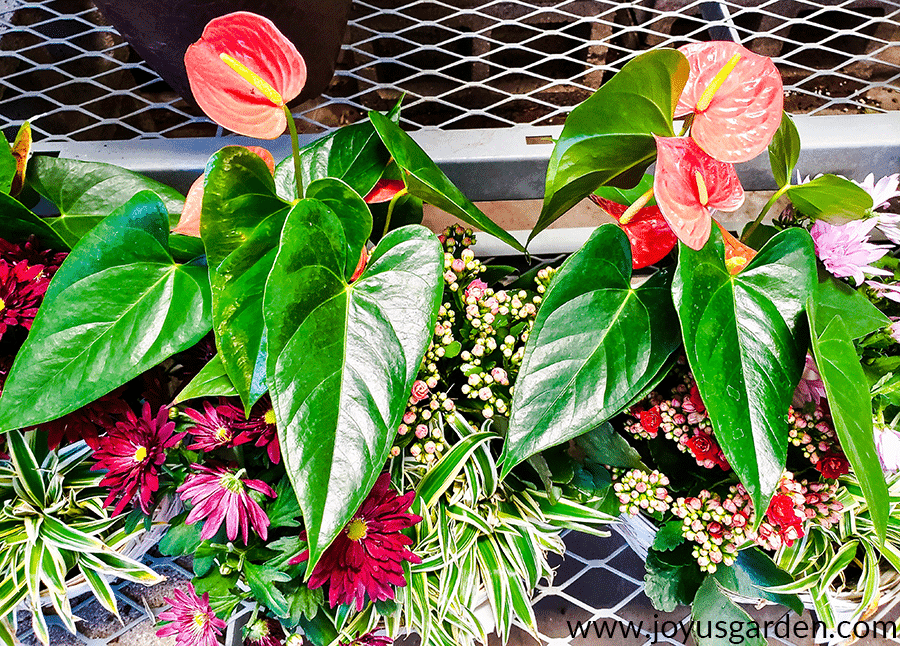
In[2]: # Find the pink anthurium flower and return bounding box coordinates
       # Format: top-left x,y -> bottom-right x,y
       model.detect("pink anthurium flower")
184,12 -> 307,139
364,178 -> 406,204
173,146 -> 275,237
653,135 -> 745,251
676,41 -> 783,163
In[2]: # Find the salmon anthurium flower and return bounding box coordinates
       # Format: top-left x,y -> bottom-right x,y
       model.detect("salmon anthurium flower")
714,221 -> 757,275
589,194 -> 677,269
653,135 -> 745,251
173,146 -> 275,237
184,12 -> 307,139
676,41 -> 783,163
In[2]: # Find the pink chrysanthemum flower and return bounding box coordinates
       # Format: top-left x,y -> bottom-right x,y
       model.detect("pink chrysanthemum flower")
792,353 -> 827,408
184,400 -> 238,452
867,281 -> 900,304
156,584 -> 226,646
228,397 -> 281,465
291,473 -> 422,611
0,259 -> 49,340
92,402 -> 183,515
810,219 -> 891,286
858,173 -> 900,211
244,617 -> 286,646
178,464 -> 276,544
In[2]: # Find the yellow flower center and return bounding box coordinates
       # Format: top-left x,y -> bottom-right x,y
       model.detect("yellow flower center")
215,426 -> 230,442
192,612 -> 207,629
218,53 -> 284,107
346,518 -> 368,541
133,446 -> 147,462
695,171 -> 709,207
696,53 -> 743,112
0,297 -> 6,312
264,409 -> 277,425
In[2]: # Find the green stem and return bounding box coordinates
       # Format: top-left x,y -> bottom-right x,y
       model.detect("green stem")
740,185 -> 791,243
284,104 -> 303,199
382,188 -> 408,239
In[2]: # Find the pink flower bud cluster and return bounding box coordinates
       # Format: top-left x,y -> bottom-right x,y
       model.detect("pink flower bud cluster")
672,484 -> 754,573
787,405 -> 842,467
394,378 -> 453,466
613,469 -> 673,515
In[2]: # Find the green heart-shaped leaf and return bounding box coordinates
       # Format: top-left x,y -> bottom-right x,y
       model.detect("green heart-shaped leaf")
768,112 -> 801,189
712,548 -> 802,614
502,224 -> 681,476
172,354 -> 238,405
264,198 -> 442,573
0,131 -> 16,194
814,266 -> 889,340
533,49 -> 689,243
673,227 -> 816,520
305,178 -> 373,280
0,191 -> 211,430
368,110 -> 525,253
787,175 -> 873,222
808,290 -> 888,543
691,577 -> 766,646
26,156 -> 185,246
0,193 -> 70,251
201,147 -> 292,412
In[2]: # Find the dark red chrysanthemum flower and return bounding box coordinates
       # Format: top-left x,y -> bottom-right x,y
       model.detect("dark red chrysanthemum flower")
227,396 -> 281,465
291,473 -> 423,611
44,389 -> 131,450
91,402 -> 184,515
0,259 -> 49,340
0,236 -> 67,277
157,584 -> 226,646
243,617 -> 285,646
184,400 -> 238,452
178,463 -> 276,544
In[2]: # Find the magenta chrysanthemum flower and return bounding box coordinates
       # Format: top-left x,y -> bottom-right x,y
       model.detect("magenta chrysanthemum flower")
184,400 -> 238,452
244,617 -> 286,646
228,397 -> 281,465
0,259 -> 49,340
178,464 -> 276,544
91,402 -> 183,515
292,473 -> 423,611
157,584 -> 226,646
810,219 -> 891,286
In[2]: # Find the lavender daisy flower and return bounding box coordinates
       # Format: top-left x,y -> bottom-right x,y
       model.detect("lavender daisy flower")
867,281 -> 900,304
810,219 -> 891,285
178,464 -> 276,544
157,584 -> 226,646
874,422 -> 900,473
184,400 -> 238,452
792,353 -> 827,408
858,173 -> 900,211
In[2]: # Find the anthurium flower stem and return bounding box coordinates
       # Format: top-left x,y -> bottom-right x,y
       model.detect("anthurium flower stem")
619,186 -> 655,225
741,184 -> 790,243
284,104 -> 304,198
382,187 -> 409,238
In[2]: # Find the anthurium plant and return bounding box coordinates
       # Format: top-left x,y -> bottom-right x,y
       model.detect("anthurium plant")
0,9 -> 897,646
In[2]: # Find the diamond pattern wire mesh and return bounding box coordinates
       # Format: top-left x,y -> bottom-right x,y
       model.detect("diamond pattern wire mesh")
0,0 -> 897,141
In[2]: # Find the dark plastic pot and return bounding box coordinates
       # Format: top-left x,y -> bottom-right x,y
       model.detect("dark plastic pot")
91,0 -> 352,106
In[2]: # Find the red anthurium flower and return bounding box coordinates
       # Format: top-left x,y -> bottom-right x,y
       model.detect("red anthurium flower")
653,136 -> 745,251
184,11 -> 307,139
350,246 -> 369,282
364,178 -> 405,204
676,41 -> 783,163
589,195 -> 677,269
173,146 -> 275,238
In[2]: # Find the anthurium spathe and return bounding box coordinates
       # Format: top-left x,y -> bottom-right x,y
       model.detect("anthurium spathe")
653,135 -> 745,250
173,146 -> 275,237
676,41 -> 783,163
589,194 -> 677,269
184,11 -> 307,139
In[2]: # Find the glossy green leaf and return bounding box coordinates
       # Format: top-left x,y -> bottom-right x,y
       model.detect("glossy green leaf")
502,225 -> 680,476
0,132 -> 14,194
0,192 -> 211,431
201,146 -> 291,411
533,49 -> 689,242
574,422 -> 645,471
787,174 -> 873,222
712,548 -> 802,614
691,577 -> 766,646
26,155 -> 185,246
592,173 -> 656,207
673,227 -> 816,521
0,192 -> 70,251
643,547 -> 703,612
814,267 -> 888,340
652,520 -> 685,552
368,110 -> 525,253
172,354 -> 238,405
264,199 -> 442,573
768,112 -> 801,188
305,178 -> 373,280
808,295 -> 888,543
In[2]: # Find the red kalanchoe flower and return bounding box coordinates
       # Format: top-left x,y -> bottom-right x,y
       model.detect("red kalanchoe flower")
243,617 -> 285,646
765,494 -> 805,546
227,396 -> 281,465
157,584 -> 226,646
184,12 -> 307,139
653,136 -> 745,250
589,195 -> 677,269
178,464 -> 276,544
0,259 -> 49,339
639,407 -> 662,436
291,473 -> 423,611
676,41 -> 783,163
686,430 -> 730,470
816,451 -> 850,480
184,400 -> 239,452
92,402 -> 183,515
44,390 -> 131,450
